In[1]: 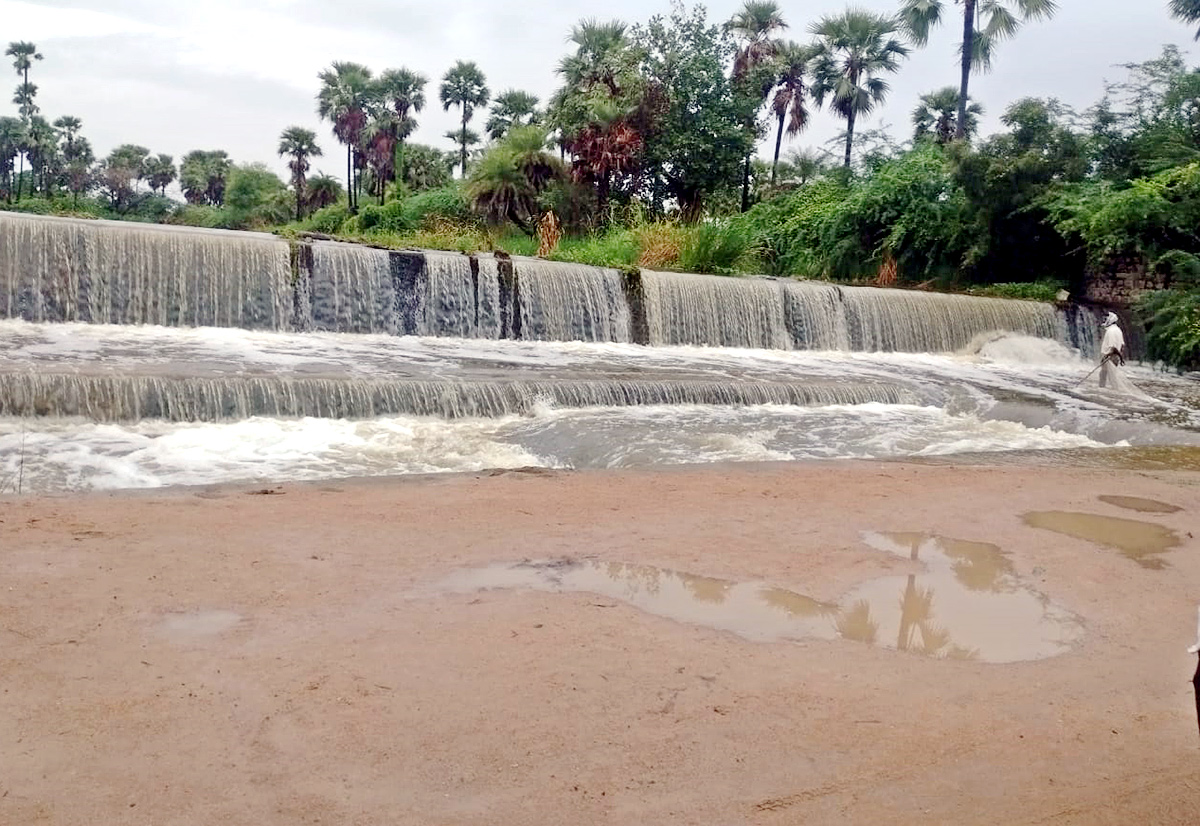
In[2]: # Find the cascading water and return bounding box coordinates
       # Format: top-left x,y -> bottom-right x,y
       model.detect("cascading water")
838,286 -> 1063,353
514,257 -> 632,343
642,269 -> 792,349
309,242 -> 395,334
783,280 -> 848,351
415,251 -> 501,339
0,212 -> 293,329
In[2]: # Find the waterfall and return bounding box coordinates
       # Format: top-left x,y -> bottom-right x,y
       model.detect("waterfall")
514,257 -> 632,343
783,280 -> 848,350
415,251 -> 501,339
641,269 -> 792,349
309,242 -> 395,334
0,372 -> 922,422
838,286 -> 1063,353
0,212 -> 293,328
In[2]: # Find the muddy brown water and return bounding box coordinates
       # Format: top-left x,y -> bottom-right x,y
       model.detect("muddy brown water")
1022,511 -> 1182,569
1097,494 -> 1183,514
434,532 -> 1083,664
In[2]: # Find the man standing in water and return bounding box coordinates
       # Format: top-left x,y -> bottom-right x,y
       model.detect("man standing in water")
1099,311 -> 1126,388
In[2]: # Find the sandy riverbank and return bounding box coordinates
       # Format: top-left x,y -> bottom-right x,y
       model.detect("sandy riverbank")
2,460 -> 1199,824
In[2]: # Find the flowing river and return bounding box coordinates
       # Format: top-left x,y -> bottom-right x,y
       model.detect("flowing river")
1,212 -> 1197,493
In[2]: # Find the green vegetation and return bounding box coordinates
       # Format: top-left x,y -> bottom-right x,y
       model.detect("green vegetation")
7,4 -> 1200,366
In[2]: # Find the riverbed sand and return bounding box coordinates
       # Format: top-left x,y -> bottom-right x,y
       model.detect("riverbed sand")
2,460 -> 1199,824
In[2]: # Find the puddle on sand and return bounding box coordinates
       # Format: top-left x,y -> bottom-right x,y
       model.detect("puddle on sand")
1023,511 -> 1182,569
436,534 -> 1083,664
1097,495 -> 1182,514
157,610 -> 242,640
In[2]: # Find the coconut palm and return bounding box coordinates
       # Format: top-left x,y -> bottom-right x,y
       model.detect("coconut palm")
317,61 -> 373,211
769,41 -> 817,183
1171,0 -> 1200,38
900,0 -> 1056,140
811,9 -> 910,170
727,1 -> 788,211
913,86 -> 984,143
439,60 -> 489,177
487,90 -> 540,141
278,126 -> 322,220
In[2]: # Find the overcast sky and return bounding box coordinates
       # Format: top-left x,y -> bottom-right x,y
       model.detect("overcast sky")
3,0 -> 1195,185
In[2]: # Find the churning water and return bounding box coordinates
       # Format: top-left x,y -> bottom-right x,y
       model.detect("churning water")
0,212 -> 1197,493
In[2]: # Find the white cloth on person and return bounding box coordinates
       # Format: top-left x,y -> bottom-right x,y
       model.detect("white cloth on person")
1099,312 -> 1125,388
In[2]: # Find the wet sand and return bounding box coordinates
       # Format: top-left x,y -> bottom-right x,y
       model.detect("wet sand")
2,460 -> 1200,824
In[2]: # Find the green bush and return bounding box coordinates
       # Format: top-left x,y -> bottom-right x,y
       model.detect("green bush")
401,185 -> 471,228
167,204 -> 224,228
1137,289 -> 1200,370
965,281 -> 1066,302
302,204 -> 352,234
677,219 -> 757,275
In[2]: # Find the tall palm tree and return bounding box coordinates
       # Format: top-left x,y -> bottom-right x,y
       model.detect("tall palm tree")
811,9 -> 910,170
360,107 -> 399,204
557,19 -> 630,96
278,126 -> 321,220
377,68 -> 426,190
727,1 -> 788,211
900,0 -> 1056,140
486,90 -> 540,141
1171,0 -> 1200,38
7,42 -> 41,202
913,86 -> 984,143
439,61 -> 489,177
769,41 -> 817,183
316,61 -> 373,212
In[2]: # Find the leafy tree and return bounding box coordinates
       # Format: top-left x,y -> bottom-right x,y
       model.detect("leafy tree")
61,136 -> 93,206
900,0 -> 1056,141
635,4 -> 753,219
1170,0 -> 1200,39
278,126 -> 322,220
145,154 -> 175,196
317,61 -> 373,211
811,10 -> 910,169
467,125 -> 563,233
770,41 -> 817,183
399,143 -> 455,193
486,90 -> 540,140
224,162 -> 290,228
23,115 -> 57,195
726,1 -> 788,211
0,116 -> 25,200
99,144 -> 149,212
440,60 -> 489,177
914,86 -> 984,144
180,149 -> 231,206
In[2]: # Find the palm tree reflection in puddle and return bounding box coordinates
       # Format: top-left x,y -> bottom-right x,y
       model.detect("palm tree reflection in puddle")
442,536 -> 1081,663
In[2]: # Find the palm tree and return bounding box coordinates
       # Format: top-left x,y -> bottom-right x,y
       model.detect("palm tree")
278,126 -> 322,220
913,86 -> 983,143
7,42 -> 41,201
811,9 -> 910,170
360,108 -> 398,204
727,1 -> 788,211
1171,0 -> 1200,38
316,61 -> 373,212
440,60 -> 489,177
377,68 -> 426,190
305,172 -> 343,211
145,154 -> 176,196
769,41 -> 817,183
900,0 -> 1056,140
486,90 -> 540,141
557,19 -> 631,96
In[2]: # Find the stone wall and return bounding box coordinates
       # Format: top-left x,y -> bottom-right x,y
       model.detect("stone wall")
1082,255 -> 1168,305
